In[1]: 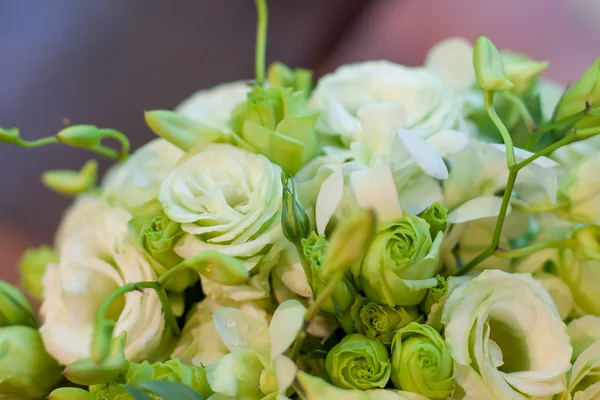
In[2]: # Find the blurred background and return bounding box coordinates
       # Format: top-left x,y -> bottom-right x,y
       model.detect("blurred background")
1,0 -> 600,282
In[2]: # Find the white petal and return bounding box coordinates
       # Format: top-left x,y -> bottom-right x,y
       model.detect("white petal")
426,129 -> 470,156
315,169 -> 344,234
269,300 -> 307,359
448,196 -> 509,224
205,353 -> 238,397
212,308 -> 270,356
348,166 -> 403,222
397,176 -> 443,215
395,128 -> 449,179
274,355 -> 297,394
425,37 -> 475,90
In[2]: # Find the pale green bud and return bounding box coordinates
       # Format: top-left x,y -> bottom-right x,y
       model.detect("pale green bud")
418,202 -> 448,238
573,226 -> 600,261
391,322 -> 454,399
326,333 -> 391,390
0,326 -> 63,399
555,58 -> 600,123
473,36 -> 515,92
176,250 -> 249,286
267,62 -> 313,97
42,159 -> 98,196
0,280 -> 37,328
92,320 -> 115,363
230,85 -> 320,174
64,332 -> 127,385
350,295 -> 421,344
144,110 -> 227,151
323,209 -> 376,277
501,52 -> 548,94
56,125 -> 102,148
281,172 -> 310,245
0,127 -> 21,145
419,275 -> 448,314
19,246 -> 58,300
48,387 -> 94,400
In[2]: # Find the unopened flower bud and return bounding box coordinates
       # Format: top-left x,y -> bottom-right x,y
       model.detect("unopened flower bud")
419,275 -> 448,314
501,52 -> 549,94
0,280 -> 37,328
64,332 -> 127,385
19,246 -> 58,300
323,209 -> 376,277
418,202 -> 448,238
42,159 -> 98,196
48,387 -> 94,400
281,172 -> 310,245
176,250 -> 249,286
56,125 -> 102,148
473,36 -> 514,92
574,226 -> 600,260
0,127 -> 21,145
91,320 -> 115,363
268,62 -> 313,97
144,110 -> 226,151
555,58 -> 600,124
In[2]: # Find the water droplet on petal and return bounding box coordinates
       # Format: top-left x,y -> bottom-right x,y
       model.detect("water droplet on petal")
226,318 -> 237,328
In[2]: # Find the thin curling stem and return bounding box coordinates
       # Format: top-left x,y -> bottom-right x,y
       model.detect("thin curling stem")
95,281 -> 181,339
254,0 -> 268,86
503,92 -> 536,132
485,91 -> 517,167
494,239 -> 577,259
99,129 -> 131,160
533,106 -> 600,135
20,136 -> 59,148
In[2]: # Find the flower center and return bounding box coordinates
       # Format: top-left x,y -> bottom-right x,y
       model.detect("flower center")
349,357 -> 374,380
361,305 -> 387,332
487,317 -> 531,373
259,369 -> 278,395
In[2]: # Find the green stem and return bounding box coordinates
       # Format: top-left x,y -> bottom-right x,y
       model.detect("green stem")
95,281 -> 181,337
533,106 -> 600,135
512,200 -> 569,214
21,136 -> 59,148
254,0 -> 268,86
99,129 -> 131,160
295,243 -> 312,287
90,145 -> 121,160
485,91 -> 516,167
503,92 -> 536,132
494,239 -> 577,259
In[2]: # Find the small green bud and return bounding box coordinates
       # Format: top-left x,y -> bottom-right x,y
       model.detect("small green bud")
0,127 -> 21,145
473,36 -> 514,92
0,326 -> 63,399
48,387 -> 94,400
19,246 -> 58,300
501,52 -> 549,94
555,58 -> 600,123
42,159 -> 98,196
281,172 -> 310,245
418,202 -> 448,238
419,275 -> 448,314
391,322 -> 454,399
91,320 -> 115,363
323,209 -> 376,277
56,125 -> 102,148
573,226 -> 600,261
325,333 -> 391,390
64,332 -> 127,385
175,250 -> 249,286
144,110 -> 227,151
0,280 -> 37,328
267,62 -> 313,97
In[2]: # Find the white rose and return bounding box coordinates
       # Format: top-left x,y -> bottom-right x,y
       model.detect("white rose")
442,269 -> 572,399
159,143 -> 284,273
176,81 -> 250,132
309,61 -> 466,143
102,139 -> 184,213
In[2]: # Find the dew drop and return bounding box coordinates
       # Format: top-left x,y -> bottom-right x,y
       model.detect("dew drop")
226,318 -> 237,328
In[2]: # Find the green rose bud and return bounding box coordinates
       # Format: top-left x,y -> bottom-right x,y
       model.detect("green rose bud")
48,387 -> 94,400
129,212 -> 196,292
350,295 -> 421,344
354,215 -> 442,307
418,202 -> 448,238
555,58 -> 600,124
56,125 -> 102,148
230,85 -> 320,174
390,322 -> 454,399
64,332 -> 127,386
42,159 -> 98,196
419,275 -> 448,314
0,127 -> 21,145
303,232 -> 357,332
281,172 -> 310,245
573,225 -> 600,261
175,249 -> 249,286
473,36 -> 514,92
501,52 -> 548,94
326,333 -> 391,390
0,280 -> 37,328
267,61 -> 313,97
144,110 -> 228,151
0,326 -> 63,399
18,246 -> 58,300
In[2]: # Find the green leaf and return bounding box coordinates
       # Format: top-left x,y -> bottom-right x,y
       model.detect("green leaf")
140,381 -> 205,400
123,385 -> 154,400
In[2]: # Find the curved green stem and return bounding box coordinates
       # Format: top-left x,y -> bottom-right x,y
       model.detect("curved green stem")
533,106 -> 600,135
254,0 -> 268,86
494,239 -> 577,259
503,92 -> 536,132
295,243 -> 312,287
99,129 -> 131,160
21,136 -> 59,148
485,91 -> 516,167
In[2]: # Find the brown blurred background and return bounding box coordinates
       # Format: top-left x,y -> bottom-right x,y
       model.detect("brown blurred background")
1,0 -> 599,282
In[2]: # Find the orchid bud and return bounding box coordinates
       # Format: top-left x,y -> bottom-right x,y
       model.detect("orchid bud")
0,280 -> 37,328
281,172 -> 310,245
473,36 -> 514,92
56,125 -> 102,148
41,159 -> 98,196
48,387 -> 94,400
64,332 -> 127,385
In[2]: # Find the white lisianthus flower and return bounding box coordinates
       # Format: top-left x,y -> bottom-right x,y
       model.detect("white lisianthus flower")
559,153 -> 600,225
176,81 -> 250,132
564,317 -> 600,400
441,270 -> 572,399
309,61 -> 466,144
159,143 -> 284,275
102,139 -> 184,214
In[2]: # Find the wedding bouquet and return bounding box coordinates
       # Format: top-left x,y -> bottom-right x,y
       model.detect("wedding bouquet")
2,1 -> 600,399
